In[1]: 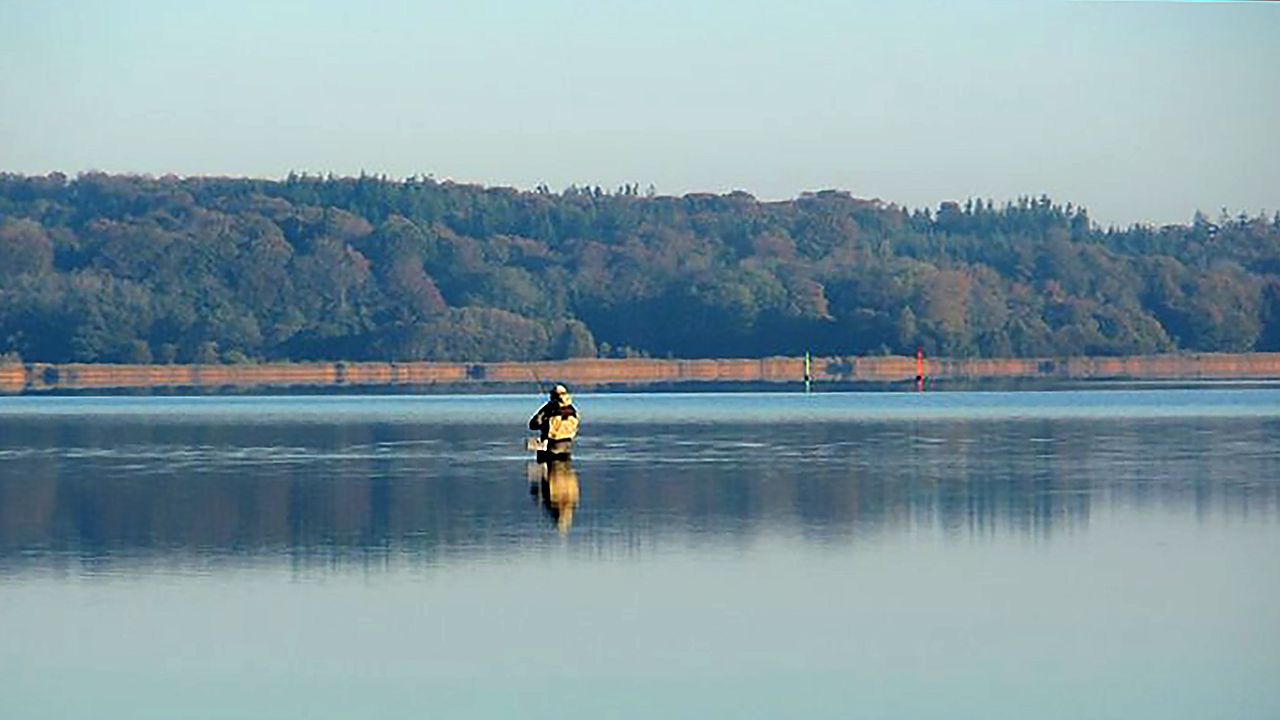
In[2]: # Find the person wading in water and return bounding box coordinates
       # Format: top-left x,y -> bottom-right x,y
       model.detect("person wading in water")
528,384 -> 579,461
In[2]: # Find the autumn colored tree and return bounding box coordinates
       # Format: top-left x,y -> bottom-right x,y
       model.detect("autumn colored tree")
1,171 -> 1278,363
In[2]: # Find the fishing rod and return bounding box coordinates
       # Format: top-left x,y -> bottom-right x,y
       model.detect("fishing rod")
527,363 -> 547,394
525,363 -> 550,454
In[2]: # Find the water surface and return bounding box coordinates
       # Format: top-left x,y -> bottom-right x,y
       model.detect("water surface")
1,390 -> 1278,719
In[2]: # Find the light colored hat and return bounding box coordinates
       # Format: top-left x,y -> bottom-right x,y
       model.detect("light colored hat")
551,384 -> 572,404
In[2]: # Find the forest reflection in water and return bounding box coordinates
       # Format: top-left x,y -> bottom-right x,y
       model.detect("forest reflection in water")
1,392 -> 1278,576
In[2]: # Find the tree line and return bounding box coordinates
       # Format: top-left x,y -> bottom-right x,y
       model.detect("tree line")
1,171 -> 1278,364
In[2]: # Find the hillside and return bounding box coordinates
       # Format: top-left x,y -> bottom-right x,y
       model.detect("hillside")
1,172 -> 1278,364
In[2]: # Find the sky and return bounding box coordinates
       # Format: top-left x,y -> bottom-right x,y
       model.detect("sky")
0,0 -> 1276,227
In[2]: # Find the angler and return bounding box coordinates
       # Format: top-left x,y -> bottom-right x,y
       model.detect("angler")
528,384 -> 579,460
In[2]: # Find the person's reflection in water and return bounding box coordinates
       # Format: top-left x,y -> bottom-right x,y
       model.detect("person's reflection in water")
530,456 -> 580,533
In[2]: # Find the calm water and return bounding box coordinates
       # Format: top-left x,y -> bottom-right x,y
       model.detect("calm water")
1,390 -> 1278,719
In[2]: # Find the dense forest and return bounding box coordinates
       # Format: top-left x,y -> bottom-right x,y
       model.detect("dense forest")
1,172 -> 1278,364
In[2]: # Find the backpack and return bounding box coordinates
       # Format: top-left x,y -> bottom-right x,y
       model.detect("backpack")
547,413 -> 579,441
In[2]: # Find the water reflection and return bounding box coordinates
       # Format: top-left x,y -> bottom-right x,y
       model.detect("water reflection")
0,397 -> 1278,575
530,457 -> 580,533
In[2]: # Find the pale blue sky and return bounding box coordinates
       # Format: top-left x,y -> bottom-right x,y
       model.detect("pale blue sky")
1,0 -> 1275,226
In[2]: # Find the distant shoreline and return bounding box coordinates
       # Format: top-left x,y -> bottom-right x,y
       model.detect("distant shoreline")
6,352 -> 1280,395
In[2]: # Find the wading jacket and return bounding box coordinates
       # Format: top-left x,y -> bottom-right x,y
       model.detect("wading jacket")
529,401 -> 579,442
